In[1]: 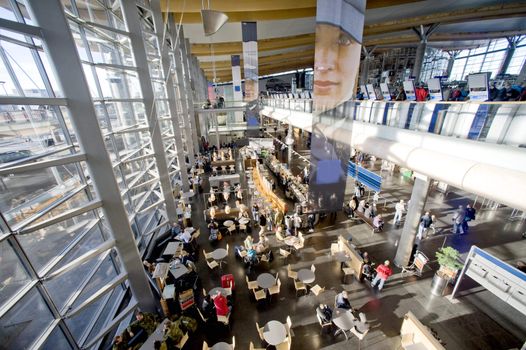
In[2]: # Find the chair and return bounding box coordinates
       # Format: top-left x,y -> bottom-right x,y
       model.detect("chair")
269,278 -> 281,298
202,288 -> 207,297
286,315 -> 293,336
310,284 -> 325,296
246,275 -> 258,290
260,251 -> 272,263
239,224 -> 247,234
294,280 -> 307,296
202,340 -> 209,350
206,259 -> 219,270
227,225 -> 237,235
249,341 -> 265,350
226,243 -> 230,254
279,248 -> 291,261
316,312 -> 332,334
311,264 -> 316,273
232,336 -> 235,349
350,325 -> 369,350
287,264 -> 298,280
196,306 -> 209,323
217,312 -> 231,327
255,322 -> 265,341
176,332 -> 189,349
275,337 -> 291,350
254,288 -> 267,302
293,234 -> 305,251
203,249 -> 213,260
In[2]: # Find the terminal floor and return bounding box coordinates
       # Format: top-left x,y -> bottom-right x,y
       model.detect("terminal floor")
178,151 -> 525,350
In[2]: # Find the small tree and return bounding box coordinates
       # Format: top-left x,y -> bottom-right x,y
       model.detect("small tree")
436,247 -> 462,279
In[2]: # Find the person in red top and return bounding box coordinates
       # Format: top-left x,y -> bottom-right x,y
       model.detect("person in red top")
415,85 -> 428,101
371,260 -> 393,291
212,291 -> 230,317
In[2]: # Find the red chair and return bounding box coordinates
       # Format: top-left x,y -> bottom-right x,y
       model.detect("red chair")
221,274 -> 235,290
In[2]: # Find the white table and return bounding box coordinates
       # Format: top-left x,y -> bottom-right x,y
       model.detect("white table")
263,320 -> 287,346
163,242 -> 181,256
297,269 -> 315,284
257,273 -> 276,289
332,308 -> 356,339
169,263 -> 189,280
209,173 -> 240,187
211,342 -> 233,350
284,236 -> 299,250
162,284 -> 175,300
223,220 -> 234,227
210,248 -> 228,267
209,287 -> 230,297
184,227 -> 195,234
238,218 -> 250,225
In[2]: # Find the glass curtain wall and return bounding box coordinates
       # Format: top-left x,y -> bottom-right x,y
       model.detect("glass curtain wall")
0,0 -> 194,348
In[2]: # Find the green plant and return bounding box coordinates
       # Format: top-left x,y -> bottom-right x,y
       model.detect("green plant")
435,247 -> 462,270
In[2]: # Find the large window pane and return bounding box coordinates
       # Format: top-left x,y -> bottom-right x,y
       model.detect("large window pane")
507,45 -> 526,75
42,223 -> 104,309
41,325 -> 73,350
0,239 -> 32,307
0,287 -> 54,349
17,211 -> 97,273
0,162 -> 83,228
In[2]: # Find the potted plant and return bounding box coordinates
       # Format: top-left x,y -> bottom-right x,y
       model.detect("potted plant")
431,246 -> 463,296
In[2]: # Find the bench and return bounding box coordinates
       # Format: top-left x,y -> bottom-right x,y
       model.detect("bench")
354,211 -> 379,235
337,235 -> 365,281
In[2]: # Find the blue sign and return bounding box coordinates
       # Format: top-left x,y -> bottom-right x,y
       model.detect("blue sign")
347,161 -> 382,192
235,86 -> 241,92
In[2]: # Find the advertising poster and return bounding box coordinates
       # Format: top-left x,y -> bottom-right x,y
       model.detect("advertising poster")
427,78 -> 443,101
380,83 -> 391,100
310,0 -> 366,212
403,80 -> 416,101
242,22 -> 260,127
468,73 -> 490,101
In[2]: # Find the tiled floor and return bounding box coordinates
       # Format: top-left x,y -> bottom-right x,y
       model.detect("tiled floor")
173,139 -> 525,350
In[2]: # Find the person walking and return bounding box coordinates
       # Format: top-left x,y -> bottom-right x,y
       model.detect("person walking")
452,205 -> 465,235
393,200 -> 405,225
371,260 -> 393,291
463,204 -> 476,233
417,211 -> 432,239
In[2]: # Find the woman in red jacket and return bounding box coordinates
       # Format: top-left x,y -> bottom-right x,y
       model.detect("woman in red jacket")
371,260 -> 393,291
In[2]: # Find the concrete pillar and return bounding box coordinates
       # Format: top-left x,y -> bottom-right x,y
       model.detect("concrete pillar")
412,41 -> 427,83
394,175 -> 430,267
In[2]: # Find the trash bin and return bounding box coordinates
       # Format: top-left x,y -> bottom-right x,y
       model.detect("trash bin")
431,273 -> 448,296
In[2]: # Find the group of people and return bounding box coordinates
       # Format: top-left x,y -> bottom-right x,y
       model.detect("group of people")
452,204 -> 476,235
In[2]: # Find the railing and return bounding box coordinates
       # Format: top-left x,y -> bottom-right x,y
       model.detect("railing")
261,98 -> 526,146
195,100 -> 247,109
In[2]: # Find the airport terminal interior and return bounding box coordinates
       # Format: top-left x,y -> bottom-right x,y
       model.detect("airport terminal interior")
1,1 -> 526,349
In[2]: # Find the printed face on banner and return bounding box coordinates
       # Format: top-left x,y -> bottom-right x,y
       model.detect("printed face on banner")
244,80 -> 258,101
314,23 -> 361,112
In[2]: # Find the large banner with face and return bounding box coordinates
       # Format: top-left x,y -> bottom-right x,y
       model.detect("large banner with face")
242,21 -> 260,128
309,0 -> 366,212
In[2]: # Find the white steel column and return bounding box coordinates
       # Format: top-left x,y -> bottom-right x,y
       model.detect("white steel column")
26,0 -> 155,311
181,35 -> 201,153
172,28 -> 195,164
120,0 -> 177,220
149,3 -> 191,193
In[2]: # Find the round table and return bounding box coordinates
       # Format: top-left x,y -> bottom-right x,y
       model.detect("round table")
284,236 -> 299,248
210,248 -> 228,261
332,308 -> 356,331
239,218 -> 250,225
209,287 -> 229,297
297,269 -> 315,284
263,320 -> 287,346
257,273 -> 276,289
211,342 -> 233,350
223,220 -> 234,227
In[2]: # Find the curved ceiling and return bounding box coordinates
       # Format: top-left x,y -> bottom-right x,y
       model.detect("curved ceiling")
161,0 -> 526,82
